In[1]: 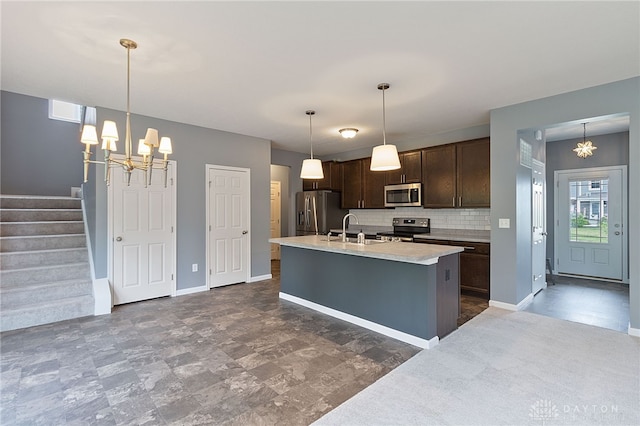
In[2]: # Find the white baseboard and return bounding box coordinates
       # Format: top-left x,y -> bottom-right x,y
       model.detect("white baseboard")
93,278 -> 111,315
249,274 -> 272,282
489,293 -> 534,311
629,325 -> 640,338
279,292 -> 437,349
176,285 -> 208,296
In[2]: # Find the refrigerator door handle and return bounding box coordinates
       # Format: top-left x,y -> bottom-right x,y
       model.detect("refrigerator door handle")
312,196 -> 319,235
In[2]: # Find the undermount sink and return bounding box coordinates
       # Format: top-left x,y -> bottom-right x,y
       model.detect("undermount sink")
342,237 -> 387,245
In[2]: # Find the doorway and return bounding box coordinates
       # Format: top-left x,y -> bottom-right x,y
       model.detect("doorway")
270,181 -> 281,260
206,165 -> 251,288
555,166 -> 627,281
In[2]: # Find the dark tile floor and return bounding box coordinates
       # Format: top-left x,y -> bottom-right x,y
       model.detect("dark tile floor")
1,266 -> 425,425
524,274 -> 630,332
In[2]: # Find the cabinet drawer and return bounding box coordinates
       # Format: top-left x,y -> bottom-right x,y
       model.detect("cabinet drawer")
449,241 -> 490,255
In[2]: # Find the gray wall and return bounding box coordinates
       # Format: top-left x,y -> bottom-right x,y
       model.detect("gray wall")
270,164 -> 290,237
1,91 -> 272,291
271,148 -> 307,237
490,77 -> 639,330
545,132 -> 629,265
1,91 -> 82,196
94,107 -> 272,290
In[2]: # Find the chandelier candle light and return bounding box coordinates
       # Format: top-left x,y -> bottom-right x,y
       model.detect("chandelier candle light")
573,122 -> 597,158
300,110 -> 324,179
80,38 -> 173,187
370,83 -> 401,171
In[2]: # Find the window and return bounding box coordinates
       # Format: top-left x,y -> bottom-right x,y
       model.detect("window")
569,179 -> 608,243
48,99 -> 82,123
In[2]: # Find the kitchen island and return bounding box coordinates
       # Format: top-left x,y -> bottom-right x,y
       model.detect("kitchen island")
269,235 -> 463,348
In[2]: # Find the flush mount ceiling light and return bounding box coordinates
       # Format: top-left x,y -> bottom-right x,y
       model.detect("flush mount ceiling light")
300,110 -> 324,179
573,122 -> 597,158
80,38 -> 173,187
370,83 -> 401,171
339,128 -> 359,139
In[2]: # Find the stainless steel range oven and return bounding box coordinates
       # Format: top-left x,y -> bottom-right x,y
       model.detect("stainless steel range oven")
377,217 -> 430,242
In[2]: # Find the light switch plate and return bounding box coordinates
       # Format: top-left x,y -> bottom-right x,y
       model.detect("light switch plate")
499,218 -> 510,229
192,263 -> 198,272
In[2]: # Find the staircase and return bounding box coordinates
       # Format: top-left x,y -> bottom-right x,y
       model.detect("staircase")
0,195 -> 94,332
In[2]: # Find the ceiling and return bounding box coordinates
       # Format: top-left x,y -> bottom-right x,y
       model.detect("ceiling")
1,1 -> 638,157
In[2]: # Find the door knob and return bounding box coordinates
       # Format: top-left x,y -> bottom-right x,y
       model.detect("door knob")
541,232 -> 548,236
614,231 -> 620,235
116,236 -> 123,242
242,230 -> 248,235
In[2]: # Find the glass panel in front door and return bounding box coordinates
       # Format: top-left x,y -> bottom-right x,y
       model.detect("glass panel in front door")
569,178 -> 608,244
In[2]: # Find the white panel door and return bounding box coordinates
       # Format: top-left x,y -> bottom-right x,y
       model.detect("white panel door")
556,167 -> 624,280
208,166 -> 250,287
270,181 -> 281,260
532,159 -> 546,294
111,162 -> 174,305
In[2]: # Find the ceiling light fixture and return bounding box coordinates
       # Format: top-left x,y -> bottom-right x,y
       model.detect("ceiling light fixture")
300,110 -> 324,179
573,122 -> 597,158
370,83 -> 400,171
339,128 -> 358,139
80,38 -> 173,187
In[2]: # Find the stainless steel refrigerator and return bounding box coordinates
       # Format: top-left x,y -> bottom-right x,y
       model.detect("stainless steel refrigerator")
296,191 -> 347,236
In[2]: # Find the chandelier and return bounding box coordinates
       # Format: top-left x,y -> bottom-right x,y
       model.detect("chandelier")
573,122 -> 597,158
80,38 -> 173,187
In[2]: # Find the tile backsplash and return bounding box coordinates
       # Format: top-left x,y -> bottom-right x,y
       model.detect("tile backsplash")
349,207 -> 491,230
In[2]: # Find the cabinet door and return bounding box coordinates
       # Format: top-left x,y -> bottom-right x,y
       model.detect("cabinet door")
386,150 -> 422,184
302,179 -> 315,191
422,144 -> 456,208
457,138 -> 490,207
328,161 -> 342,192
402,150 -> 422,183
341,159 -> 362,208
362,157 -> 386,208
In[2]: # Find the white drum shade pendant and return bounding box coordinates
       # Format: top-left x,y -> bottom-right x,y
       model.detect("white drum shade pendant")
300,110 -> 324,179
370,83 -> 400,171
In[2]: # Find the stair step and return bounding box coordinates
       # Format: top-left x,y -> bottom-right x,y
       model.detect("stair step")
0,195 -> 81,209
0,279 -> 92,307
0,234 -> 86,252
0,247 -> 88,270
0,221 -> 84,236
0,295 -> 94,332
1,209 -> 82,222
0,262 -> 91,287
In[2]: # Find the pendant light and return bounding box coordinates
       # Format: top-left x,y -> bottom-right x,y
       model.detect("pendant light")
370,83 -> 400,171
300,110 -> 324,179
573,122 -> 597,158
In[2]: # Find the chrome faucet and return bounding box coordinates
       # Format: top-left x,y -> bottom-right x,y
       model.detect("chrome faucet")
342,213 -> 359,242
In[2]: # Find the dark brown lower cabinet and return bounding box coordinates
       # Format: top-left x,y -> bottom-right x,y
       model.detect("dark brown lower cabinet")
415,239 -> 490,299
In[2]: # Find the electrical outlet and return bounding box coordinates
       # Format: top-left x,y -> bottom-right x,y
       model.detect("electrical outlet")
499,218 -> 510,229
192,263 -> 198,272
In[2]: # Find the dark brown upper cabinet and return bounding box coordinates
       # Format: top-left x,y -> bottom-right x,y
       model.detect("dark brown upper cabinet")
302,161 -> 342,191
341,158 -> 386,209
422,138 -> 490,208
385,150 -> 422,185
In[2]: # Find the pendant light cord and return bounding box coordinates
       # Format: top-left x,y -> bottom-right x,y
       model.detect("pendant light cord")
309,112 -> 314,159
382,86 -> 387,146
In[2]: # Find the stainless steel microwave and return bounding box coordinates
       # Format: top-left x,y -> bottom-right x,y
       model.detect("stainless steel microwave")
384,183 -> 422,207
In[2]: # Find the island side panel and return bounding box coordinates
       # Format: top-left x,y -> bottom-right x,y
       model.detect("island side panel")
280,245 -> 438,340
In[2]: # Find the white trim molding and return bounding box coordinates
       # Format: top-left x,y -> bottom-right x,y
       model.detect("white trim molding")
249,274 -> 272,282
280,292 -> 438,349
629,325 -> 640,338
176,285 -> 208,297
489,293 -> 534,311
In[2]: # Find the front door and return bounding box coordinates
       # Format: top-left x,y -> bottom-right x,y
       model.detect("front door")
556,166 -> 625,280
207,165 -> 250,288
111,159 -> 175,305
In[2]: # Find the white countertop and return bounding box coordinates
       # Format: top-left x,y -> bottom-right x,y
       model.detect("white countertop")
269,235 -> 463,266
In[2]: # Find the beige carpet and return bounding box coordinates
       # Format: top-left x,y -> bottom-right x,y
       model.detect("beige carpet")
314,307 -> 640,425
